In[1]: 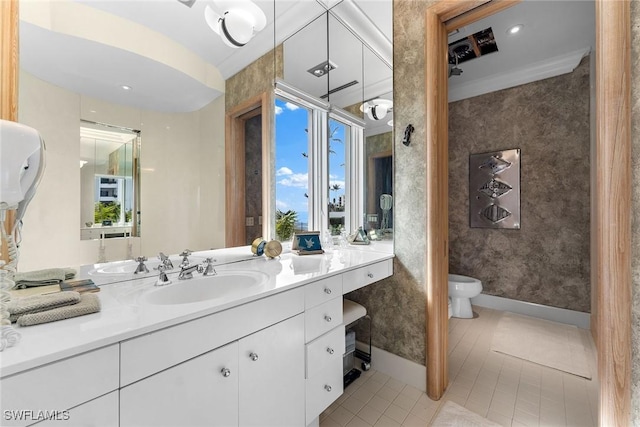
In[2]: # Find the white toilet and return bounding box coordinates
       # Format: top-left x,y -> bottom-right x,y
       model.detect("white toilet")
448,274 -> 482,318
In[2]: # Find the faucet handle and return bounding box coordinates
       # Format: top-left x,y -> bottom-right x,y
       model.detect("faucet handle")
156,252 -> 174,270
201,258 -> 217,276
134,256 -> 149,275
179,249 -> 193,268
155,264 -> 172,286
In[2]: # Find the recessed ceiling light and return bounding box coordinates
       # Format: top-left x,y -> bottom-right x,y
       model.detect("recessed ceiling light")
121,85 -> 132,91
507,24 -> 523,35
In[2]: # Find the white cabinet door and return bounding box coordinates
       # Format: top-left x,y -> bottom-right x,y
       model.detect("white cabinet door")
239,314 -> 305,427
120,341 -> 239,427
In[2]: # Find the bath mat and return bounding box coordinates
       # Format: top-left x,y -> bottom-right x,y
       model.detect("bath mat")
491,312 -> 591,379
431,401 -> 501,427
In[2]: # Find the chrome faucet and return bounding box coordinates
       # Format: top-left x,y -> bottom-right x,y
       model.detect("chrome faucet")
155,265 -> 172,286
157,252 -> 174,270
201,258 -> 217,276
178,263 -> 202,280
134,256 -> 149,274
179,249 -> 193,269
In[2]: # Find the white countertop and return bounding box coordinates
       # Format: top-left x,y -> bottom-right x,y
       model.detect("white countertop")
0,242 -> 393,378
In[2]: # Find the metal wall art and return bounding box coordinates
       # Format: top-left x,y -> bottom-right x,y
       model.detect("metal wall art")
469,148 -> 520,229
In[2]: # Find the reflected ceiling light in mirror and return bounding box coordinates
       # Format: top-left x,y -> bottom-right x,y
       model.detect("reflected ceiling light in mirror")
121,85 -> 132,91
360,99 -> 393,121
204,0 -> 266,48
307,60 -> 338,77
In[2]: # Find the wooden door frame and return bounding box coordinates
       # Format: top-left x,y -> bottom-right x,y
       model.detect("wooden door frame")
424,1 -> 632,425
0,0 -> 19,266
225,92 -> 273,247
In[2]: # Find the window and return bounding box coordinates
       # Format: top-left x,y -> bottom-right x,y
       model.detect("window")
273,81 -> 364,240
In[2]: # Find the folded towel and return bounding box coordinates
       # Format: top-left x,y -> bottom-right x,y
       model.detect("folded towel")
17,294 -> 101,327
8,291 -> 81,323
13,268 -> 76,289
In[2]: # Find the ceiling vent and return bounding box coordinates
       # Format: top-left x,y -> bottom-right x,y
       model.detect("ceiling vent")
448,27 -> 498,65
321,80 -> 359,99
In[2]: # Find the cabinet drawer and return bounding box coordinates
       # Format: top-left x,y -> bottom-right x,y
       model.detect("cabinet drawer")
120,287 -> 304,386
1,345 -> 119,427
305,325 -> 345,379
33,391 -> 119,427
304,275 -> 342,309
305,297 -> 342,343
305,357 -> 343,423
342,259 -> 393,294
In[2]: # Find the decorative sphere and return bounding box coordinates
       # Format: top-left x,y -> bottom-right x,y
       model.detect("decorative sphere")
264,240 -> 283,259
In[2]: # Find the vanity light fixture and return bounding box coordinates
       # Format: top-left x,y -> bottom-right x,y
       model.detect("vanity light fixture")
360,99 -> 393,121
204,0 -> 266,48
506,24 -> 523,35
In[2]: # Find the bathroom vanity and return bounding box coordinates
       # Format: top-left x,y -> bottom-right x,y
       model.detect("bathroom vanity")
0,244 -> 393,427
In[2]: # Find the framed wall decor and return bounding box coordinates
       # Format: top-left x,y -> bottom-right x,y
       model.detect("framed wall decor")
469,148 -> 521,229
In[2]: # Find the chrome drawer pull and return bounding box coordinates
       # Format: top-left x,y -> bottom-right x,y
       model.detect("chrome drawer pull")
367,273 -> 374,278
327,347 -> 334,355
249,352 -> 259,361
324,315 -> 332,323
324,287 -> 332,294
221,368 -> 231,377
324,385 -> 332,392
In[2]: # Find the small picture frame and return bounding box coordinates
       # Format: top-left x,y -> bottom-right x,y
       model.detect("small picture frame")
292,231 -> 324,254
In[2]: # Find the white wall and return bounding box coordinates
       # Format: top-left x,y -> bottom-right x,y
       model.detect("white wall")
17,71 -> 226,272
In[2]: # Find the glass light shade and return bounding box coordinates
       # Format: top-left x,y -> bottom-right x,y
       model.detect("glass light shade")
219,10 -> 255,48
367,104 -> 388,121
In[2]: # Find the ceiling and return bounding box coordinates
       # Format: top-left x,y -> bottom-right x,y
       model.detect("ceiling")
18,0 -> 595,114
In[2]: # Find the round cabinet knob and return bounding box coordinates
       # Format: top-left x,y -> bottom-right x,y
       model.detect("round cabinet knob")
367,273 -> 374,278
324,315 -> 332,323
324,287 -> 332,295
221,368 -> 231,377
326,347 -> 334,355
324,385 -> 332,392
249,352 -> 259,361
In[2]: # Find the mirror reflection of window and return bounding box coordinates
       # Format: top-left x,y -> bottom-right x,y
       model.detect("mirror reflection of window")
365,132 -> 393,236
274,98 -> 312,241
328,118 -> 348,235
80,121 -> 140,241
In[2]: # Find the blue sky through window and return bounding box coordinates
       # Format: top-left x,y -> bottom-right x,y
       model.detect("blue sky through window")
275,98 -> 310,226
274,99 -> 347,229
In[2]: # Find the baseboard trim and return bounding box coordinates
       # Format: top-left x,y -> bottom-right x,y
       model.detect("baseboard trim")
471,293 -> 591,329
355,341 -> 427,392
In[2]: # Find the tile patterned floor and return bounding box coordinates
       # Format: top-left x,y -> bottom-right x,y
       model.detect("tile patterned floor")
320,306 -> 598,427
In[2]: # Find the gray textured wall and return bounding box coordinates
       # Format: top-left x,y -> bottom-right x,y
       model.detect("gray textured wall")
631,1 -> 639,423
346,0 -> 434,366
449,58 -> 591,312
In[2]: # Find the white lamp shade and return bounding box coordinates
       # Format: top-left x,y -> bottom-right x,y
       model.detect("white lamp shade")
367,104 -> 388,121
205,2 -> 267,49
219,10 -> 255,47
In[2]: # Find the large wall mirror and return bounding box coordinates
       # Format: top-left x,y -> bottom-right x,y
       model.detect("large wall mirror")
15,0 -> 392,274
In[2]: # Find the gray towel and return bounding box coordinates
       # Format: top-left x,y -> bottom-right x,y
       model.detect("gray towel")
13,268 -> 77,289
8,291 -> 81,323
17,294 -> 101,327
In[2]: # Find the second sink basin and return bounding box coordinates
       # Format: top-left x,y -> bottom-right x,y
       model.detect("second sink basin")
141,270 -> 269,306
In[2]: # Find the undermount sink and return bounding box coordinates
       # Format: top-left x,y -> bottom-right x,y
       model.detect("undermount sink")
141,270 -> 269,306
88,256 -> 206,276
